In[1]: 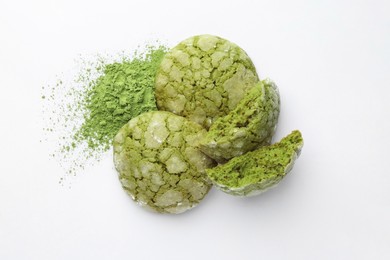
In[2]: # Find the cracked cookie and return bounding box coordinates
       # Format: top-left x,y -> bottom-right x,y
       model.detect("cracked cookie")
155,34 -> 259,129
113,111 -> 215,214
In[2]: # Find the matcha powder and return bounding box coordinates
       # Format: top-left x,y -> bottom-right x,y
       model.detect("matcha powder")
76,46 -> 167,151
42,44 -> 168,180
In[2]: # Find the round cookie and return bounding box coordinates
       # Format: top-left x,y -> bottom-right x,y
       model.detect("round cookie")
155,34 -> 259,129
199,79 -> 280,162
113,111 -> 215,214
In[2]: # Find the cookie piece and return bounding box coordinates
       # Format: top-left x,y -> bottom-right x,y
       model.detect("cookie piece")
206,130 -> 303,196
199,79 -> 280,162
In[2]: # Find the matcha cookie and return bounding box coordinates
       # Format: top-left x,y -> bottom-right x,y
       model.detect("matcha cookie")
206,130 -> 303,196
200,79 -> 280,162
155,34 -> 259,129
113,111 -> 215,214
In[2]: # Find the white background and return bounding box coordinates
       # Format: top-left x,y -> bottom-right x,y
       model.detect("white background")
1,0 -> 389,259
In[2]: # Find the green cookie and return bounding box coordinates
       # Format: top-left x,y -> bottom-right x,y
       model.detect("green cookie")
206,130 -> 303,196
155,34 -> 259,129
200,79 -> 280,162
113,111 -> 215,214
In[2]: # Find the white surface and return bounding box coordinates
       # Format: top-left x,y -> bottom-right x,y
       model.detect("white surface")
1,0 -> 390,259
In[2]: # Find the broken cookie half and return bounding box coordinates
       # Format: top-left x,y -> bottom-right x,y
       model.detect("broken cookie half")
206,130 -> 303,196
199,79 -> 280,163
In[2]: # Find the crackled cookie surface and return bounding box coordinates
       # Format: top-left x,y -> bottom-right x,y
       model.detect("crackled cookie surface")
206,130 -> 303,196
200,79 -> 280,162
155,34 -> 259,129
113,111 -> 215,214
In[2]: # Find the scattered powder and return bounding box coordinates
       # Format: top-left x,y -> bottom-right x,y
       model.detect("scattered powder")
41,44 -> 168,182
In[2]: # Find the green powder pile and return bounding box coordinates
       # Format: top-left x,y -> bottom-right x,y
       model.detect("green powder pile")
75,46 -> 167,151
41,44 -> 168,180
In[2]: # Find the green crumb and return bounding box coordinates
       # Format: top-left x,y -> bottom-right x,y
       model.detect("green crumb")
155,34 -> 259,129
206,130 -> 304,196
113,111 -> 215,214
200,79 -> 280,162
75,45 -> 168,151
